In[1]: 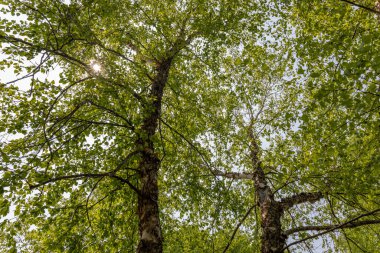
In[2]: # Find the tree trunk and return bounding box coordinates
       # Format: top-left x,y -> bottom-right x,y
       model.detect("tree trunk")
137,149 -> 162,253
254,167 -> 286,253
260,202 -> 286,253
249,129 -> 286,253
136,59 -> 172,253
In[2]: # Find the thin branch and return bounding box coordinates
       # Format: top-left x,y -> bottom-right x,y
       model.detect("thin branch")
21,3 -> 59,49
159,117 -> 214,174
109,174 -> 141,196
97,76 -> 144,103
345,236 -> 369,253
110,150 -> 141,174
46,77 -> 93,122
339,0 -> 380,15
87,186 -> 121,210
222,204 -> 257,253
49,123 -> 91,156
94,41 -> 136,64
327,197 -> 353,253
5,53 -> 50,85
87,100 -> 135,130
47,101 -> 88,136
85,176 -> 104,237
285,219 -> 380,235
44,77 -> 92,152
29,173 -> 109,189
0,35 -> 89,68
283,208 -> 380,250
29,170 -> 141,195
71,118 -> 131,129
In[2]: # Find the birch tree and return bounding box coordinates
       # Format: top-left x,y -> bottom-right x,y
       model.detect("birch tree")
1,0 -> 379,252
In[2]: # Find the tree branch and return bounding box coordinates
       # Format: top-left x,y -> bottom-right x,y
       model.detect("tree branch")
159,117 -> 215,174
110,174 -> 140,196
213,169 -> 254,180
87,100 -> 135,130
2,35 -> 89,68
283,208 -> 380,250
339,0 -> 380,15
46,77 -> 93,123
29,165 -> 141,195
5,53 -> 50,85
223,204 -> 257,253
110,150 -> 141,174
280,192 -> 323,210
70,118 -> 131,129
29,173 -> 108,189
285,219 -> 380,235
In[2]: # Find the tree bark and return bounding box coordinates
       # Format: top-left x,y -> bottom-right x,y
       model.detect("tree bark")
136,59 -> 172,253
254,166 -> 286,253
248,129 -> 286,253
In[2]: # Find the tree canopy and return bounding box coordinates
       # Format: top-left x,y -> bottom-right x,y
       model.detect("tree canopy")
0,0 -> 379,252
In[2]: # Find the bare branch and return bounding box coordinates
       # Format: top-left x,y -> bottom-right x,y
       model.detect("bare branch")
280,192 -> 323,210
283,208 -> 380,251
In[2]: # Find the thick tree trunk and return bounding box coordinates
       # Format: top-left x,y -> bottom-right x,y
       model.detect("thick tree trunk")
249,129 -> 286,253
137,149 -> 162,253
261,204 -> 285,253
254,167 -> 286,253
136,59 -> 172,253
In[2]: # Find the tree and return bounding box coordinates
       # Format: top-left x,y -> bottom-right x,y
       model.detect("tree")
0,0 -> 379,252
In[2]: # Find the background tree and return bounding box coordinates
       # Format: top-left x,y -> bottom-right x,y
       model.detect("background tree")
0,0 -> 379,252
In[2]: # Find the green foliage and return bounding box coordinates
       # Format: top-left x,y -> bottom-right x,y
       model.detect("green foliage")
1,0 -> 379,252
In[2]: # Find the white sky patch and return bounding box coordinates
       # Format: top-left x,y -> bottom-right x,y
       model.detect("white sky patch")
62,192 -> 71,199
85,135 -> 95,145
44,209 -> 50,218
0,204 -> 15,222
92,63 -> 101,72
28,224 -> 37,231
